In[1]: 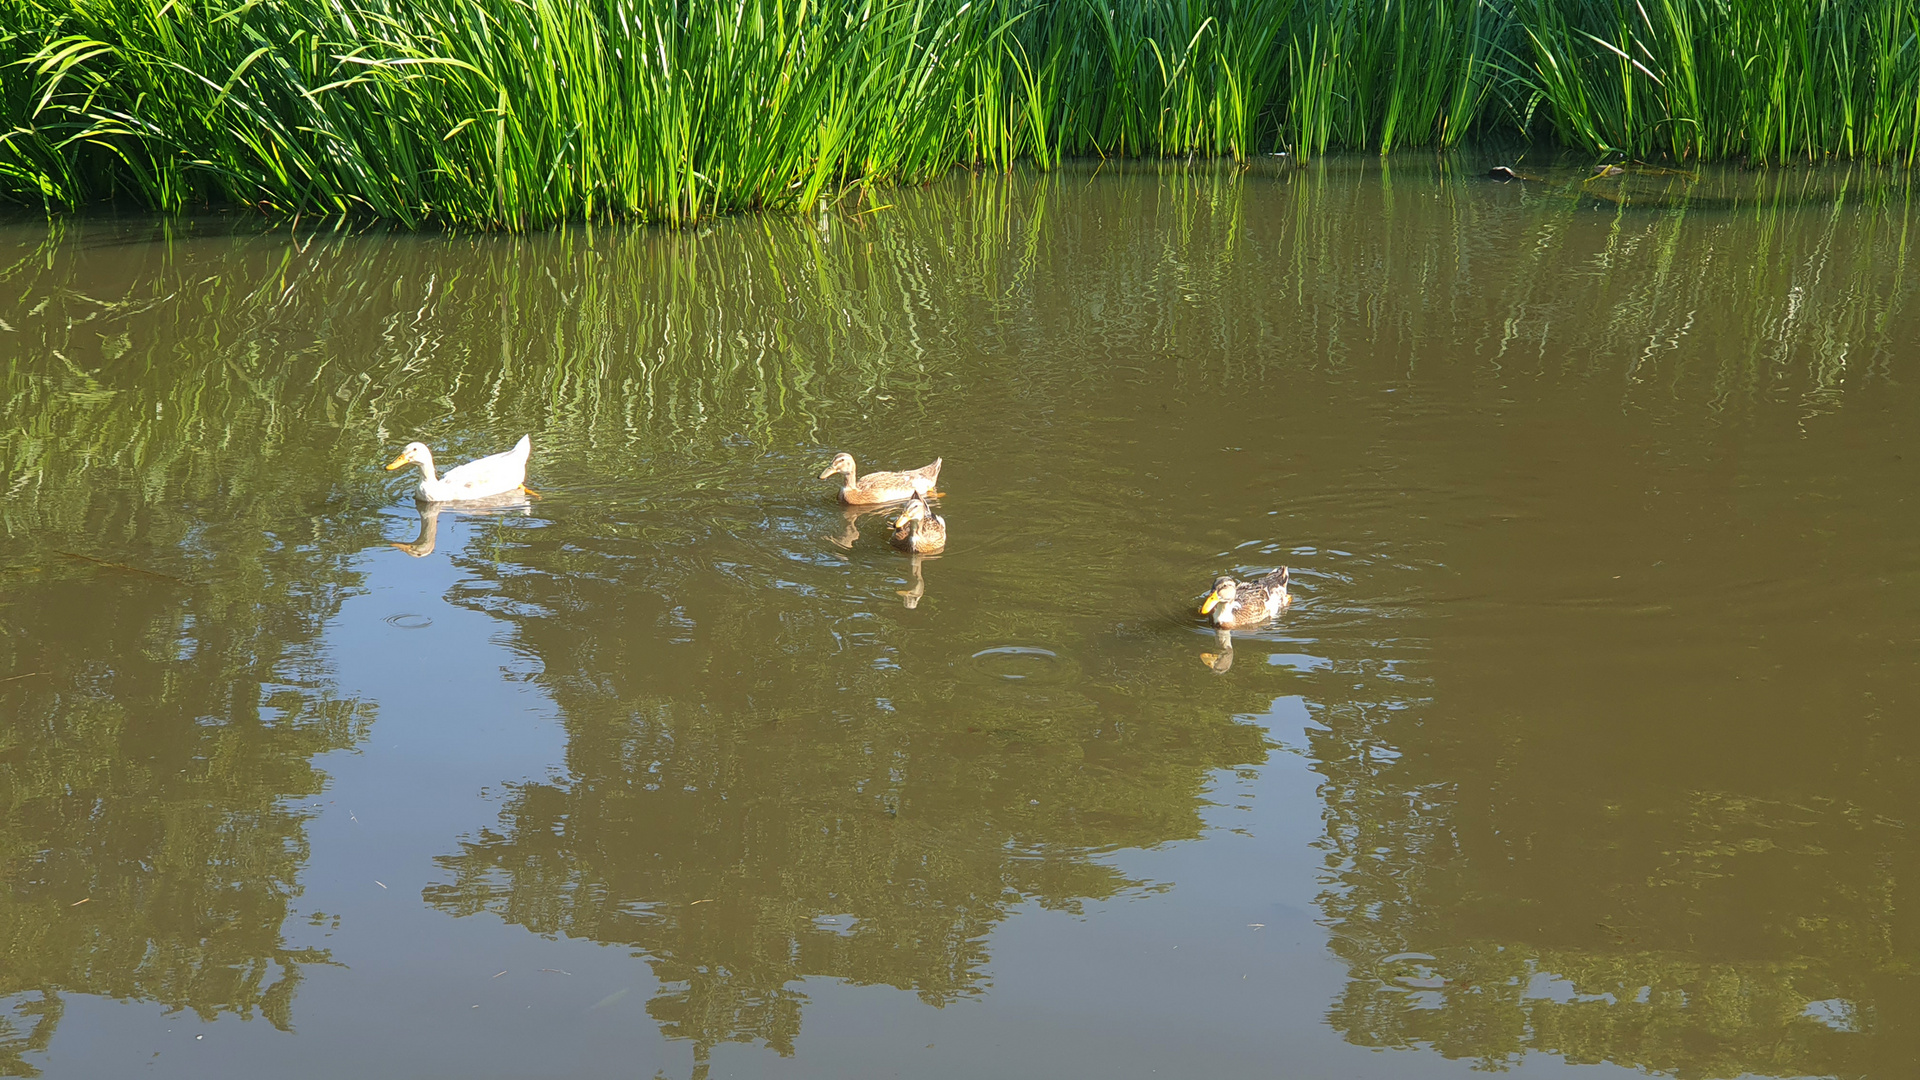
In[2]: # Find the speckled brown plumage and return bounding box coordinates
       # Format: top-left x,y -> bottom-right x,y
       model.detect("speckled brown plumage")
888,494 -> 946,553
1199,567 -> 1289,629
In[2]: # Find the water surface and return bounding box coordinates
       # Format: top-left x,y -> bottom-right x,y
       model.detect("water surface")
4,158 -> 1919,1078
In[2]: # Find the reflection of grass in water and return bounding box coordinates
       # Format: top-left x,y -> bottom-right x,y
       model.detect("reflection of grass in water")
0,220 -> 384,1069
420,509 -> 1273,1060
6,0 -> 1920,228
7,158 -> 1912,510
1272,156 -> 1914,417
0,567 -> 374,1065
0,176 -> 1265,1069
1514,156 -> 1920,213
1320,772 -> 1903,1077
2,163 -> 1916,1065
4,160 -> 1912,486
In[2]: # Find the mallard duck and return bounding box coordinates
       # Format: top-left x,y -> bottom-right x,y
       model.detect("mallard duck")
819,452 -> 941,505
386,435 -> 531,504
888,493 -> 946,553
1199,567 -> 1290,630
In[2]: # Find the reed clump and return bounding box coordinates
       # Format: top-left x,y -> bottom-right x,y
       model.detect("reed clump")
4,0 -> 1920,229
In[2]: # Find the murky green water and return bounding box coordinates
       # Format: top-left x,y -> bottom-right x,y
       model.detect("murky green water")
4,158 -> 1919,1079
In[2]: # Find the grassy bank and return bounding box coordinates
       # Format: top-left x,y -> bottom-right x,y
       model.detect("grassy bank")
4,0 -> 1920,228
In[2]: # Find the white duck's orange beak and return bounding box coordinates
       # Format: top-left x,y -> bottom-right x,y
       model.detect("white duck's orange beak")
385,453 -> 410,471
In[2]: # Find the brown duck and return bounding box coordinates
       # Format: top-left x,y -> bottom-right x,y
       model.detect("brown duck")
888,493 -> 947,554
819,452 -> 941,505
1199,568 -> 1290,630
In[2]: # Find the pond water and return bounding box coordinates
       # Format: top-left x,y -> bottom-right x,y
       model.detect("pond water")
4,158 -> 1919,1079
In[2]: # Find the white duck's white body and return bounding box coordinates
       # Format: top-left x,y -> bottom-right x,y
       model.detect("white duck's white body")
387,435 -> 531,504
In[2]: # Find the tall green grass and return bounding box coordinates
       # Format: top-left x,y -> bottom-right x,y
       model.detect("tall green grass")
4,0 -> 1920,229
1513,0 -> 1920,163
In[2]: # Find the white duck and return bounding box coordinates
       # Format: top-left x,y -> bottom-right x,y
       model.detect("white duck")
385,435 -> 532,504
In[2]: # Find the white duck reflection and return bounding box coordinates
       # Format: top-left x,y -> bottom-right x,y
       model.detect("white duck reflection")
391,492 -> 532,558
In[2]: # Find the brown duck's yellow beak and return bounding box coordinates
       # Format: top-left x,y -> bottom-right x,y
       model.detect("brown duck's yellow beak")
1199,591 -> 1221,615
818,465 -> 838,479
385,454 -> 410,471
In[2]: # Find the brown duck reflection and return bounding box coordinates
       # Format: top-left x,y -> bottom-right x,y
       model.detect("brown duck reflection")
897,552 -> 928,609
822,503 -> 898,552
1199,628 -> 1235,673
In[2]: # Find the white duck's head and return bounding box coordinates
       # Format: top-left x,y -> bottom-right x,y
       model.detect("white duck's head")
385,442 -> 434,473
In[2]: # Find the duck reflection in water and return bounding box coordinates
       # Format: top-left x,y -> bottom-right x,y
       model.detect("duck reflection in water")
1200,628 -> 1236,673
897,553 -> 929,609
392,492 -> 532,558
824,504 -> 898,552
